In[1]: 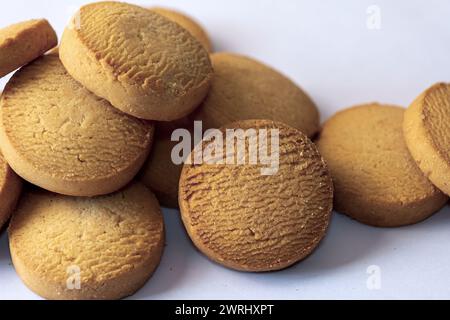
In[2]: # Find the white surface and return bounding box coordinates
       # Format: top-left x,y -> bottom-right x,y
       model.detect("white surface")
1,0 -> 450,300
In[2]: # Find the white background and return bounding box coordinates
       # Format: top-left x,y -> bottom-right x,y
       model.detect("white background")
1,0 -> 450,300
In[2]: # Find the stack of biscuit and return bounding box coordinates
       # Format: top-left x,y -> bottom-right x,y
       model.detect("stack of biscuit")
0,1 -> 448,300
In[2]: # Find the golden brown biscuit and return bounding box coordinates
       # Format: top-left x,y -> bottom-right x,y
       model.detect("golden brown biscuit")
60,1 -> 213,121
317,104 -> 447,227
9,182 -> 164,300
0,19 -> 57,78
190,52 -> 320,138
0,54 -> 154,197
0,152 -> 22,230
404,83 -> 450,195
142,53 -> 320,207
179,119 -> 333,272
151,7 -> 213,52
140,120 -> 190,208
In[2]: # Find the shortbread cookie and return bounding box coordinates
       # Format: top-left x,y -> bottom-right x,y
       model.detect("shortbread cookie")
0,54 -> 154,197
141,53 -> 321,206
9,182 -> 164,300
60,1 -> 213,121
190,53 -> 320,138
404,83 -> 450,195
0,152 -> 22,230
0,19 -> 57,78
140,120 -> 190,208
151,7 -> 212,52
179,120 -> 333,272
317,104 -> 447,227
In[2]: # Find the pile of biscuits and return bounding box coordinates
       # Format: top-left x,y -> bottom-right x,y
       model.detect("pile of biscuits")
0,1 -> 449,300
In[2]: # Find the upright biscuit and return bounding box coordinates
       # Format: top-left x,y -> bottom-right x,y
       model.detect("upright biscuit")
317,104 -> 447,227
0,19 -> 57,78
0,54 -> 154,197
141,53 -> 320,206
179,120 -> 333,272
151,7 -> 213,52
404,83 -> 450,195
0,152 -> 21,230
60,1 -> 213,121
9,182 -> 164,300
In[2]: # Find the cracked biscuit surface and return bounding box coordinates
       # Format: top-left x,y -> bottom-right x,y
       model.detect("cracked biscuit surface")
179,120 -> 333,272
142,53 -> 320,207
150,7 -> 212,52
190,53 -> 320,138
403,83 -> 450,196
0,19 -> 57,78
9,182 -> 165,300
0,54 -> 154,196
317,104 -> 447,227
60,1 -> 213,121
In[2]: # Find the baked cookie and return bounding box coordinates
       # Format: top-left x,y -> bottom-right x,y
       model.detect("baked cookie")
60,1 -> 213,121
141,53 -> 320,206
9,182 -> 164,300
151,7 -> 212,52
140,120 -> 190,208
404,83 -> 450,195
190,53 -> 320,138
0,151 -> 22,230
179,119 -> 333,272
0,19 -> 57,78
317,104 -> 447,227
0,54 -> 154,197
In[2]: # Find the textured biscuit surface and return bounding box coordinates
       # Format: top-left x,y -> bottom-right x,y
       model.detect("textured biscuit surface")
179,120 -> 333,272
0,54 -> 154,196
0,19 -> 57,78
142,53 -> 320,206
404,83 -> 450,195
140,120 -> 189,208
9,182 -> 164,300
151,7 -> 212,52
60,1 -> 213,121
190,53 -> 320,137
317,104 -> 447,227
0,152 -> 22,230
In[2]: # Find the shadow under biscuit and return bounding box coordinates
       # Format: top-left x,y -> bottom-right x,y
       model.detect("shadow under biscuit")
244,204 -> 450,289
131,208 -> 195,298
231,212 -> 385,288
296,213 -> 389,274
402,204 -> 450,231
0,232 -> 11,263
288,205 -> 449,276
